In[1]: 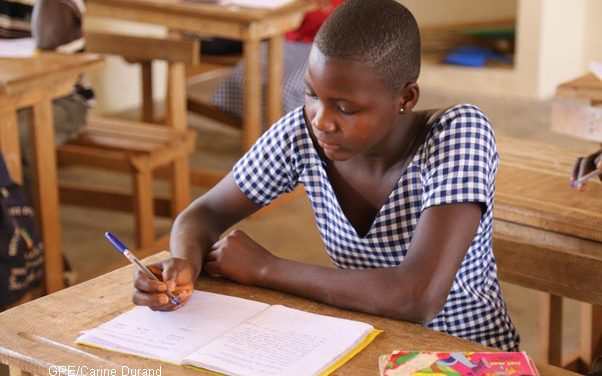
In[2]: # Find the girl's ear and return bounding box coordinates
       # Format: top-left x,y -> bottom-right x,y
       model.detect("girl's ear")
397,82 -> 420,113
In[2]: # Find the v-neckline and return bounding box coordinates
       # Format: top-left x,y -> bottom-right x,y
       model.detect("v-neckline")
307,109 -> 445,239
323,157 -> 419,239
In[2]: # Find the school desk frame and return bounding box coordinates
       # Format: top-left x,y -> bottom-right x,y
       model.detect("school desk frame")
0,251 -> 579,376
493,135 -> 602,372
0,53 -> 105,294
86,0 -> 314,187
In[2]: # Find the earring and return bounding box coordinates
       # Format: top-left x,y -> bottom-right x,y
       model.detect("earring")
399,107 -> 405,114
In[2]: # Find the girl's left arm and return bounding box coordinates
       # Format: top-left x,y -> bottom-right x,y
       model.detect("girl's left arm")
204,201 -> 482,323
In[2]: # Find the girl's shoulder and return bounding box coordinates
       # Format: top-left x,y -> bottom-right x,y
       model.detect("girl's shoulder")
429,104 -> 493,132
419,104 -> 497,161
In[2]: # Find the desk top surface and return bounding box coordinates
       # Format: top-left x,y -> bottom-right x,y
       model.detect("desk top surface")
87,0 -> 313,23
0,252 -> 576,376
0,53 -> 104,95
495,135 -> 602,244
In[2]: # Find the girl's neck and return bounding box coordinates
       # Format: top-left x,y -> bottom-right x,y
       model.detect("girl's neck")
349,110 -> 431,175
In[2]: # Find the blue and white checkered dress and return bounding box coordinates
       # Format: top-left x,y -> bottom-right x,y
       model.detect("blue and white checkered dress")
233,104 -> 520,350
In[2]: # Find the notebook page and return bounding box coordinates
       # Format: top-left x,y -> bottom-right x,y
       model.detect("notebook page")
185,305 -> 374,376
76,291 -> 269,364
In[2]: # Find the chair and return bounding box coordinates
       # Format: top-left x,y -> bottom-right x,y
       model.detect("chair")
57,32 -> 199,249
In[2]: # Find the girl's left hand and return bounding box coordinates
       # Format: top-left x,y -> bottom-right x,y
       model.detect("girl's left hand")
203,229 -> 274,285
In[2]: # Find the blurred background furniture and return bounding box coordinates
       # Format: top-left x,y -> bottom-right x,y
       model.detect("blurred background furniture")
0,53 -> 105,293
492,134 -> 602,373
57,32 -> 198,250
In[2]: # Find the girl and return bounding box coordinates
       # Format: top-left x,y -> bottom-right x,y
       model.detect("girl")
132,0 -> 520,351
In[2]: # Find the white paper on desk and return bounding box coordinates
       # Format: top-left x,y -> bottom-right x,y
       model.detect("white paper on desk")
184,305 -> 374,376
76,291 -> 269,364
0,38 -> 36,57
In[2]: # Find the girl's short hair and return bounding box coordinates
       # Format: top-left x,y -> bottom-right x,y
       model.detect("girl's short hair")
314,0 -> 421,94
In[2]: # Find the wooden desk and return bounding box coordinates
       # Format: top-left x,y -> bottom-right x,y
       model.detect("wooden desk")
552,73 -> 602,143
0,53 -> 105,293
0,252 -> 576,376
493,135 -> 602,370
87,0 -> 313,151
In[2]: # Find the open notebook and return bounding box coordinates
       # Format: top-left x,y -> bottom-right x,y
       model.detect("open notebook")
76,291 -> 380,376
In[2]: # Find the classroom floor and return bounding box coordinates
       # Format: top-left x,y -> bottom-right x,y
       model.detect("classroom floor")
26,64 -> 602,367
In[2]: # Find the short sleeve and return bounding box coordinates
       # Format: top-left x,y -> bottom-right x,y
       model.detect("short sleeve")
233,109 -> 303,206
421,104 -> 498,212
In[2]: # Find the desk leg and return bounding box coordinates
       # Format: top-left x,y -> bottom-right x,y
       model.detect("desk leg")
166,62 -> 187,132
0,109 -> 23,185
580,304 -> 602,365
243,39 -> 261,151
29,100 -> 64,293
540,293 -> 563,365
266,35 -> 283,127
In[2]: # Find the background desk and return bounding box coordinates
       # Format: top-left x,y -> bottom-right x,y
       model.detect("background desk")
0,53 -> 105,293
87,0 -> 313,151
0,252 -> 577,376
493,135 -> 602,370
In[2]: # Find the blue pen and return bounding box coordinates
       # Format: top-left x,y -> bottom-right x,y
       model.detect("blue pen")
104,231 -> 181,307
569,168 -> 602,188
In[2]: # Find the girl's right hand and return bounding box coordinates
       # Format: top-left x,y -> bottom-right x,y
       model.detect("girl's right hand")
131,257 -> 196,311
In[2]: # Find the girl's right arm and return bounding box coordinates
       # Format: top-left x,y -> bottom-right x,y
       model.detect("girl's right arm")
571,148 -> 602,188
131,173 -> 263,310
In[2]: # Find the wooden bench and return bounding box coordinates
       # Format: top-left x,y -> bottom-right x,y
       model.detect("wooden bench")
57,32 -> 199,249
58,117 -> 196,248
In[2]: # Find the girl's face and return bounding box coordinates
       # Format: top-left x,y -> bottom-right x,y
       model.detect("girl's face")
304,46 -> 405,161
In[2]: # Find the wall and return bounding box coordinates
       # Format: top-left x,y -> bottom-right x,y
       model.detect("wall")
584,0 -> 602,66
402,0 -> 517,27
407,0 -> 598,99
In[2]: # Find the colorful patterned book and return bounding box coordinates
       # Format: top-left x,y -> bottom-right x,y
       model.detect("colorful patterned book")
379,351 -> 539,376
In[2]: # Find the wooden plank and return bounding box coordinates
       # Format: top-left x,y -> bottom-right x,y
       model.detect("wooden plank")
29,100 -> 64,293
578,305 -> 602,368
242,39 -> 261,150
493,230 -> 602,305
0,54 -> 104,98
132,163 -> 155,249
496,136 -> 602,243
539,294 -> 563,366
57,144 -> 133,172
0,109 -> 23,185
86,32 -> 199,65
166,62 -> 188,131
58,183 -> 172,217
88,117 -> 181,137
555,73 -> 602,102
266,34 -> 284,126
551,99 -> 602,143
141,61 -> 155,123
0,251 -> 579,376
87,0 -> 312,37
186,97 -> 242,129
170,157 -> 191,219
